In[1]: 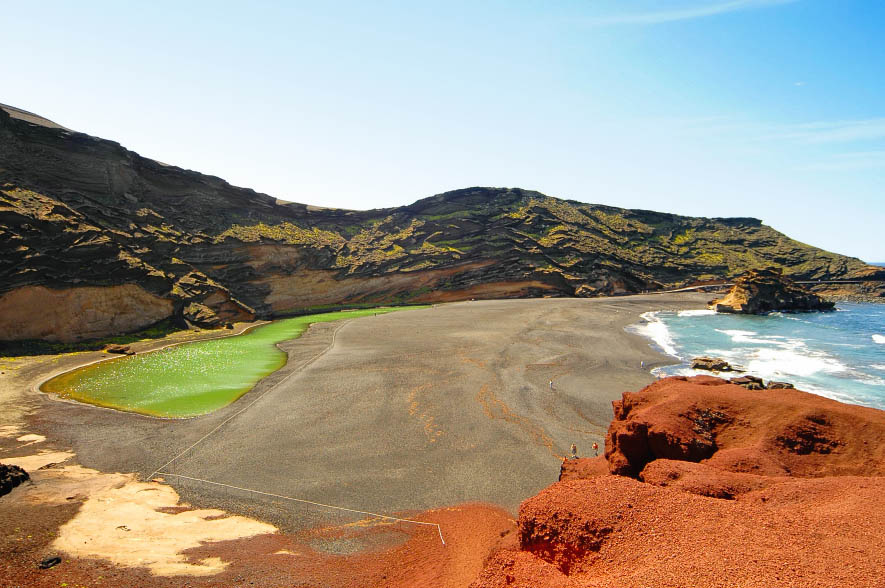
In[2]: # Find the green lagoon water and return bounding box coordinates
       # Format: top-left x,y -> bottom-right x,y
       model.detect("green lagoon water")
41,307 -> 418,418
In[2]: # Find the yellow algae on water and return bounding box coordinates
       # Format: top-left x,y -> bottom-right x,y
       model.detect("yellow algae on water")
41,308 -> 420,418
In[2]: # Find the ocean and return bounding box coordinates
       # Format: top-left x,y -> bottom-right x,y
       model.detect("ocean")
628,302 -> 885,410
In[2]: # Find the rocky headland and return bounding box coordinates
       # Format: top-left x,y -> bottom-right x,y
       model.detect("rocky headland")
1,103 -> 880,343
711,267 -> 835,313
472,376 -> 885,587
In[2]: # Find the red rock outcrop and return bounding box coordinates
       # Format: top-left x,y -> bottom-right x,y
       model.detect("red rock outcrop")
472,376 -> 885,588
605,375 -> 884,479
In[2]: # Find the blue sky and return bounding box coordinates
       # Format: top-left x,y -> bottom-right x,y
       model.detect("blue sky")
2,0 -> 883,261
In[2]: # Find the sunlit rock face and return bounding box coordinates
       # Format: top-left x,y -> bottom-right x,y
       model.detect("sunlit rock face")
711,267 -> 835,314
472,376 -> 885,588
0,284 -> 174,342
0,104 -> 874,341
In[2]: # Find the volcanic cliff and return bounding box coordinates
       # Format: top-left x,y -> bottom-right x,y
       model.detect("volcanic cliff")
472,376 -> 885,587
0,104 -> 877,341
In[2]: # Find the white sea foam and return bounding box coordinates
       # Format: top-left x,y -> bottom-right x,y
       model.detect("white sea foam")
704,348 -> 738,358
856,373 -> 885,386
744,345 -> 847,379
652,365 -> 695,379
716,329 -> 786,346
638,303 -> 885,409
629,312 -> 679,358
677,309 -> 717,317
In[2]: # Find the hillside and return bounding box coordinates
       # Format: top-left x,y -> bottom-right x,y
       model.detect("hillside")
0,104 -> 875,342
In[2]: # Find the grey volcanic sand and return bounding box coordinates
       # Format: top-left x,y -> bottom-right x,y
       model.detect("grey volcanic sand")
27,294 -> 707,532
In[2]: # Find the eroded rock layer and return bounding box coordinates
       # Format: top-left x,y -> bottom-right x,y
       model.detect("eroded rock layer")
712,267 -> 835,313
472,376 -> 885,588
0,104 -> 877,341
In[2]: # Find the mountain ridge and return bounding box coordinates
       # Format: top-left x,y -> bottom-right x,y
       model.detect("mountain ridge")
0,104 -> 877,342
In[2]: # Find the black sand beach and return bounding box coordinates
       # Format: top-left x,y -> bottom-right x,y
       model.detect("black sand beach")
6,294 -> 708,532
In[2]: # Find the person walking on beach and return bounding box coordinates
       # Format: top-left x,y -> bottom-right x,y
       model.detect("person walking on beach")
570,443 -> 578,459
549,380 -> 554,390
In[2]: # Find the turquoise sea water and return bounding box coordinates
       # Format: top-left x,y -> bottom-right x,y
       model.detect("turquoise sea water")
628,303 -> 885,410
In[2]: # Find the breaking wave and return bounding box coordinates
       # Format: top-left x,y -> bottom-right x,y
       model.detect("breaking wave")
628,311 -> 679,358
628,303 -> 885,409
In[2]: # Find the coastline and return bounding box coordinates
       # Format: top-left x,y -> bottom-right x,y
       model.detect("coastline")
636,302 -> 885,410
1,293 -> 710,586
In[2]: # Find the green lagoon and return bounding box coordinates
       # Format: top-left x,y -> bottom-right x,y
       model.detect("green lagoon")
41,307 -> 419,418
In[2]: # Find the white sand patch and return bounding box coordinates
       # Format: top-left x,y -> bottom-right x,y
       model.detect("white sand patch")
0,424 -> 22,438
16,433 -> 46,443
19,465 -> 130,505
47,467 -> 276,576
3,450 -> 74,471
274,549 -> 301,556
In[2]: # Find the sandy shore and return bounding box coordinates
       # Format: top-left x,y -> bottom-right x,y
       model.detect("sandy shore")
1,293 -> 708,585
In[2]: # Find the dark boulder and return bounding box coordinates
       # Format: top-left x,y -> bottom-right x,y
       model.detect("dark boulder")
104,344 -> 135,355
0,463 -> 29,497
730,375 -> 765,390
690,356 -> 737,372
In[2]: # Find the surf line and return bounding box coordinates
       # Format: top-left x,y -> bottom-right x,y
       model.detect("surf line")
157,472 -> 446,546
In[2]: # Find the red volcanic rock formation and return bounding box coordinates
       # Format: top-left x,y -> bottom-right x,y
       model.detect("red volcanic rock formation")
472,376 -> 885,588
605,375 -> 885,479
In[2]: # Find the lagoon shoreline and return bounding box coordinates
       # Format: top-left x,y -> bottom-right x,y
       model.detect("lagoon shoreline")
1,293 -> 711,585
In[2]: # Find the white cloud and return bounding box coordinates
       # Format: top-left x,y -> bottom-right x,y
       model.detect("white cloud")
585,0 -> 798,26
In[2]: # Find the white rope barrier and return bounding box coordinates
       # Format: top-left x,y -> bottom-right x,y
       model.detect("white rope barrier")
157,472 -> 445,545
147,320 -> 347,481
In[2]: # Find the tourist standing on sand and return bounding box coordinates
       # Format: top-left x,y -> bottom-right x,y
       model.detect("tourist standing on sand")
570,443 -> 577,459
592,442 -> 599,456
549,380 -> 554,390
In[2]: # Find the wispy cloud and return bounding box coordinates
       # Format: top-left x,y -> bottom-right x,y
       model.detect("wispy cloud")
797,151 -> 885,171
658,115 -> 885,173
661,115 -> 885,146
586,0 -> 798,26
772,118 -> 885,144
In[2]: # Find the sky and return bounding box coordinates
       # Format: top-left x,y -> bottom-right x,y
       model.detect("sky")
2,0 -> 883,261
